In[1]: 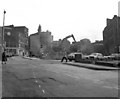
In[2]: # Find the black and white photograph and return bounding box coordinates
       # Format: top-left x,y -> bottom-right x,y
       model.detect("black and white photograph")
0,0 -> 120,98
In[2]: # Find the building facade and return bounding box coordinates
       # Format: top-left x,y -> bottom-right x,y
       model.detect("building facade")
0,27 -> 2,60
103,15 -> 120,55
38,25 -> 53,47
29,25 -> 53,57
29,33 -> 41,57
14,26 -> 29,56
0,27 -> 2,47
52,39 -> 63,47
2,25 -> 28,56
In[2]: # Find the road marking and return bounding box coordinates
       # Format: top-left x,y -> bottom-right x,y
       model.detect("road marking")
38,85 -> 41,88
32,71 -> 47,95
42,90 -> 45,94
35,80 -> 37,82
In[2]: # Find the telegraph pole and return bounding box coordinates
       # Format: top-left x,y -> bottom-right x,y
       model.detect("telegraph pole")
2,10 -> 6,51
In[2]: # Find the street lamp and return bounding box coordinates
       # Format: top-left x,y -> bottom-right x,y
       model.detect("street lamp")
2,10 -> 6,51
7,32 -> 11,47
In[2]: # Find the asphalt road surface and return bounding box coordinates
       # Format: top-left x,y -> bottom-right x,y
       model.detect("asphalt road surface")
1,56 -> 119,98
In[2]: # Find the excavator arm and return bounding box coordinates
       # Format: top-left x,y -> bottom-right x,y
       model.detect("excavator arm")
62,34 -> 76,43
71,34 -> 76,43
60,34 -> 76,53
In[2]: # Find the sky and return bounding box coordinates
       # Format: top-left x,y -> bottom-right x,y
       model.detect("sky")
0,0 -> 119,43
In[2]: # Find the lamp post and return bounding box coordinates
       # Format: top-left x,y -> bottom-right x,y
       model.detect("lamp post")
7,32 -> 11,47
2,10 -> 6,51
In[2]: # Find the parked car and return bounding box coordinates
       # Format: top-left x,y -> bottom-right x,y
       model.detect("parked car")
67,52 -> 83,61
110,53 -> 120,60
103,55 -> 113,60
82,55 -> 90,59
103,55 -> 110,60
89,53 -> 103,60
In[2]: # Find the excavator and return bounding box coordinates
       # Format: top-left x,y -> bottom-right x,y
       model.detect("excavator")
60,34 -> 77,62
61,34 -> 76,44
60,34 -> 76,51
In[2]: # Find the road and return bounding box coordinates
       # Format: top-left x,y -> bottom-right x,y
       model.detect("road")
1,56 -> 119,98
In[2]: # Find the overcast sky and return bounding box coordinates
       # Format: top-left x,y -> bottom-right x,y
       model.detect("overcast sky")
0,0 -> 119,42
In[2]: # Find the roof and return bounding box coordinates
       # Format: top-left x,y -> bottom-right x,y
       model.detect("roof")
29,33 -> 39,37
15,26 -> 27,28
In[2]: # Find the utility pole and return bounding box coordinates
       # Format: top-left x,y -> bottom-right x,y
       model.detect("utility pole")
2,10 -> 6,51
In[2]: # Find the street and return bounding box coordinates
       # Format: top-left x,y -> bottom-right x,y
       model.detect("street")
1,56 -> 119,97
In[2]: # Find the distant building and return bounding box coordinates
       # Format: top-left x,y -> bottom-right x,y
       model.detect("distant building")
52,39 -> 63,47
103,15 -> 120,55
0,27 -> 2,60
1,25 -> 29,56
14,26 -> 29,55
0,27 -> 2,46
0,27 -> 2,47
29,33 -> 41,57
52,38 -> 71,51
29,25 -> 53,57
39,29 -> 53,47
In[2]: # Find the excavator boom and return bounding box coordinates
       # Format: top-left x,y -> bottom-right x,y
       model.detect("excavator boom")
60,34 -> 76,53
71,34 -> 76,42
62,34 -> 76,43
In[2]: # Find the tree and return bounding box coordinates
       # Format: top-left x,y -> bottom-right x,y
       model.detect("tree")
93,40 -> 105,54
69,43 -> 78,53
52,46 -> 62,52
79,38 -> 94,54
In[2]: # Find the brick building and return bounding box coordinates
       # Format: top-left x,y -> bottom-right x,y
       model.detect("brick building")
29,25 -> 53,57
1,25 -> 29,56
103,15 -> 120,55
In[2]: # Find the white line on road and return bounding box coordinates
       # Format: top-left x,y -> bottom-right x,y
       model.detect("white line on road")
39,85 -> 41,88
35,80 -> 38,83
42,90 -> 45,94
32,72 -> 47,95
